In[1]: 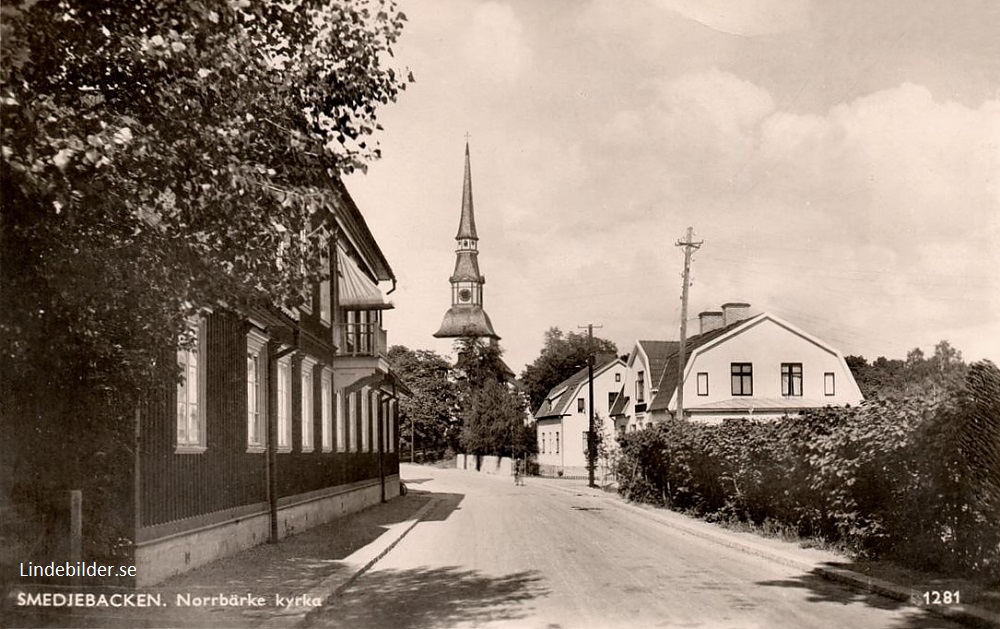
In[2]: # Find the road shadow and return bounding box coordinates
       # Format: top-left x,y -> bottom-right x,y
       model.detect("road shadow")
408,489 -> 464,522
754,568 -> 962,629
303,566 -> 548,629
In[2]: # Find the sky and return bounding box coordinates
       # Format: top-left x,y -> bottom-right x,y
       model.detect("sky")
346,0 -> 1000,375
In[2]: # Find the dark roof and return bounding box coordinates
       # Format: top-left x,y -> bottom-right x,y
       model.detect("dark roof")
648,319 -> 750,411
450,251 -> 483,282
609,386 -> 629,417
636,340 -> 679,386
330,178 -> 395,283
433,305 -> 499,339
534,357 -> 621,419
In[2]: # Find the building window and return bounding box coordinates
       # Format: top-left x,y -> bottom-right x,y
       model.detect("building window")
337,390 -> 347,452
781,363 -> 803,397
824,372 -> 836,396
636,371 -> 645,403
176,318 -> 207,452
608,392 -> 616,411
388,399 -> 396,453
361,387 -> 371,452
615,373 -> 621,383
277,356 -> 292,451
348,393 -> 357,452
577,397 -> 585,413
541,432 -> 546,454
697,372 -> 709,396
731,363 -> 753,396
372,391 -> 381,453
555,431 -> 560,454
321,369 -> 333,452
320,254 -> 331,326
301,358 -> 316,452
246,329 -> 268,452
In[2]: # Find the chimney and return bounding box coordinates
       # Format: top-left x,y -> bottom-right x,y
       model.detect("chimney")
699,311 -> 724,334
722,302 -> 751,327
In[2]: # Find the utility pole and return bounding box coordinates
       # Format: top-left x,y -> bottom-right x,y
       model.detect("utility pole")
675,227 -> 703,421
578,323 -> 603,488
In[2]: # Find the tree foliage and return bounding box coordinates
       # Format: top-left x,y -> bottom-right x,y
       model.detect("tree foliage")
387,345 -> 458,460
519,327 -> 618,414
1,0 -> 410,557
846,340 -> 968,400
451,338 -> 535,458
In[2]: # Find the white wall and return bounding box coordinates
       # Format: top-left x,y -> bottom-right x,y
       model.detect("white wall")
679,317 -> 863,414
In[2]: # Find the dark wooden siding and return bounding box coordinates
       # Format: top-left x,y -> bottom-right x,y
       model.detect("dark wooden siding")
140,312 -> 267,528
140,310 -> 398,533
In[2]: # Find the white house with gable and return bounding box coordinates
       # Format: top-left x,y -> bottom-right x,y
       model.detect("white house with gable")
647,303 -> 864,422
535,358 -> 626,477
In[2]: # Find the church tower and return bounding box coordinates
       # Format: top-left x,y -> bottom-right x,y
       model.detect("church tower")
434,142 -> 500,340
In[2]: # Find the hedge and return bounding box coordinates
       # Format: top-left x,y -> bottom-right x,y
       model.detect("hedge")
615,360 -> 1000,581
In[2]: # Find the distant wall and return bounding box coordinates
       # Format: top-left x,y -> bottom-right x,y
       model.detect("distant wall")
455,454 -> 512,476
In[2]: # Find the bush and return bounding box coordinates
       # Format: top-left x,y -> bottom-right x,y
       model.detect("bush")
616,361 -> 1000,581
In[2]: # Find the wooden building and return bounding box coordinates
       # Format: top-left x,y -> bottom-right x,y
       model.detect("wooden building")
134,179 -> 408,585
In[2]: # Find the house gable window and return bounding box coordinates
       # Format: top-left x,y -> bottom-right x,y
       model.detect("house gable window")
636,371 -> 645,403
824,372 -> 836,396
577,397 -> 585,413
300,357 -> 316,452
277,356 -> 292,452
731,363 -> 753,396
246,329 -> 268,452
615,373 -> 621,383
321,369 -> 333,452
608,392 -> 616,411
697,372 -> 709,396
176,317 -> 207,453
781,363 -> 803,397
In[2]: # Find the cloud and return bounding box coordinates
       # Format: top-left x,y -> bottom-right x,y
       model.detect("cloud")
654,0 -> 811,36
463,2 -> 530,83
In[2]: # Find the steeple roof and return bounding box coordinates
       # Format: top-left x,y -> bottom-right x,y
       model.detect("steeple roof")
456,141 -> 478,240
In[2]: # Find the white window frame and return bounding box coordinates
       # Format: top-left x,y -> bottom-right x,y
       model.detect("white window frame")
361,387 -> 371,452
697,372 -> 709,397
277,355 -> 292,452
176,317 -> 207,453
337,390 -> 346,452
246,329 -> 268,453
824,372 -> 836,396
320,253 -> 331,326
348,392 -> 358,452
300,357 -> 317,452
321,368 -> 333,452
373,396 -> 380,454
388,399 -> 396,453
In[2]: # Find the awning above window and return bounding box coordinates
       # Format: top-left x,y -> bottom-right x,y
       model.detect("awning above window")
337,247 -> 394,310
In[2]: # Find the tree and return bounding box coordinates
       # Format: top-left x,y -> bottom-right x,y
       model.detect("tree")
519,327 -> 618,413
1,0 -> 410,556
451,337 -> 535,459
387,345 -> 459,460
846,341 -> 968,400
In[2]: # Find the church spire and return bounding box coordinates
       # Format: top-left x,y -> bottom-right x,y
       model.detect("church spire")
434,140 -> 499,340
456,141 -> 478,241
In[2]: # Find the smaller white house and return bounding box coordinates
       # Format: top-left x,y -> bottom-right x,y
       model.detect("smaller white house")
647,303 -> 864,422
610,340 -> 677,433
535,358 -> 626,477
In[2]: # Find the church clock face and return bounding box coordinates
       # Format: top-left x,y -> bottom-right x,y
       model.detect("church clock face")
458,288 -> 472,303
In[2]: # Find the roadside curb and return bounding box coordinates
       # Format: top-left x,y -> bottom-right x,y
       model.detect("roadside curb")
293,496 -> 438,627
538,479 -> 1000,629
